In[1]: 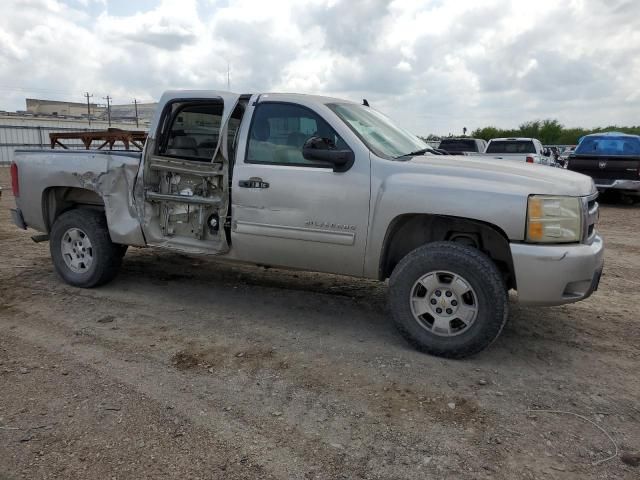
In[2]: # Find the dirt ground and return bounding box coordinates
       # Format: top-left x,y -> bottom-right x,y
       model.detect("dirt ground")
0,166 -> 639,480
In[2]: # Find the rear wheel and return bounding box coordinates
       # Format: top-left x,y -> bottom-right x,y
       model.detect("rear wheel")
50,209 -> 122,288
389,242 -> 508,358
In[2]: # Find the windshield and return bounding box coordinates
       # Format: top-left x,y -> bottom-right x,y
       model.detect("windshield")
486,140 -> 536,154
439,139 -> 477,152
327,103 -> 427,158
575,135 -> 640,156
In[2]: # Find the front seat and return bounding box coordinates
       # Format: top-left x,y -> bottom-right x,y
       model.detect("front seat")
197,140 -> 217,160
167,136 -> 198,157
248,118 -> 274,162
286,131 -> 310,149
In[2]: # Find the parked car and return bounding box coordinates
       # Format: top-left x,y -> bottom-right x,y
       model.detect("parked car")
9,90 -> 603,358
567,132 -> 640,198
467,137 -> 555,165
486,137 -> 553,165
438,138 -> 487,155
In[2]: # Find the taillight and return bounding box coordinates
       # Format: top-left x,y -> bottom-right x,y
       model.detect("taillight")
526,156 -> 534,163
10,162 -> 19,197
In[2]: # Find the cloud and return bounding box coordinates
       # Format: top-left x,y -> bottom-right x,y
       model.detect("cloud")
0,0 -> 638,134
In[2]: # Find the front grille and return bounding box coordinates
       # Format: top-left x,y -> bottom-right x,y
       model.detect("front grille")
582,194 -> 599,243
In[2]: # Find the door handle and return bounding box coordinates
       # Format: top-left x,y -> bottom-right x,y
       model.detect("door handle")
238,178 -> 269,189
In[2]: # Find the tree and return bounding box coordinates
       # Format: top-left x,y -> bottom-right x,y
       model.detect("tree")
539,119 -> 563,144
471,126 -> 503,141
459,120 -> 640,145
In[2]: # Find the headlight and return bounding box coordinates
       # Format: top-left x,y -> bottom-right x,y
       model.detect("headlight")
526,195 -> 582,243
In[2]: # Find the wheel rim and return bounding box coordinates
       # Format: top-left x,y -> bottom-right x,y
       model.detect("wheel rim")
61,227 -> 94,274
409,270 -> 478,337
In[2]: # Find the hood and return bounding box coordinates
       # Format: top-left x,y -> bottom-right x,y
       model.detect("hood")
405,154 -> 595,197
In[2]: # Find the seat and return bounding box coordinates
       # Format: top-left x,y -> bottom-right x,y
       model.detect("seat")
197,140 -> 217,160
166,136 -> 198,157
248,118 -> 275,162
286,131 -> 310,149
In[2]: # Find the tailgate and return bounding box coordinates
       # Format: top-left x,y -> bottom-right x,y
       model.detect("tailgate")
568,155 -> 640,182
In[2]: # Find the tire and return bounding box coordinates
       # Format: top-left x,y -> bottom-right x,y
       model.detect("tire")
50,209 -> 122,288
389,241 -> 508,359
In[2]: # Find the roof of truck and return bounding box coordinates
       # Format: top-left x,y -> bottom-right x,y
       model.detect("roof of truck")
160,90 -> 358,105
257,92 -> 359,104
489,137 -> 538,142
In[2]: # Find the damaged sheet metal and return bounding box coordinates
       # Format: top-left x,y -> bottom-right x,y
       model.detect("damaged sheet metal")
135,91 -> 241,255
13,149 -> 146,246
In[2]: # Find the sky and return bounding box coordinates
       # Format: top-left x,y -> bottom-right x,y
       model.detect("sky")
0,0 -> 638,135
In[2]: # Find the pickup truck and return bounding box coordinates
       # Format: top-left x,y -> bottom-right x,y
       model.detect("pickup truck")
9,90 -> 604,358
438,138 -> 487,155
567,132 -> 640,199
469,137 -> 555,166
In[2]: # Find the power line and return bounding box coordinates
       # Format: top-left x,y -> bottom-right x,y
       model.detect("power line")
103,95 -> 112,127
132,98 -> 139,128
84,92 -> 93,127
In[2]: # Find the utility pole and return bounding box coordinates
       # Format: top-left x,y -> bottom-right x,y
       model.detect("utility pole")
132,98 -> 139,128
103,95 -> 112,127
84,92 -> 93,126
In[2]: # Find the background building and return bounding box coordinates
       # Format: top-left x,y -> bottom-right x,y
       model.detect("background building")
25,98 -> 99,117
24,98 -> 157,126
0,96 -> 157,164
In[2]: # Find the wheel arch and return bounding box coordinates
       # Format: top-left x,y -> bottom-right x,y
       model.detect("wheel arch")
42,186 -> 105,232
379,213 -> 516,289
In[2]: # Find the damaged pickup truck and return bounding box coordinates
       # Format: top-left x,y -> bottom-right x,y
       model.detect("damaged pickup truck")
10,91 -> 604,358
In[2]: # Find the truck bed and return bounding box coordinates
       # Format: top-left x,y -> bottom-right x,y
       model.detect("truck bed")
11,149 -> 145,244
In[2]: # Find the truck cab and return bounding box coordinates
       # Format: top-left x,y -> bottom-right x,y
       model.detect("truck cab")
137,92 -> 375,277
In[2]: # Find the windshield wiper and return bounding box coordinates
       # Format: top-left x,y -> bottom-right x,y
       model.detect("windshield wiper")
394,148 -> 434,159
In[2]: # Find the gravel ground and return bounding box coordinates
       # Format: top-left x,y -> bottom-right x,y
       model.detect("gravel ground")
0,166 -> 639,479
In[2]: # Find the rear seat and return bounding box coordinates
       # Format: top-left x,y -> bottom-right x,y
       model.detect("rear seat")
166,136 -> 198,157
197,141 -> 217,160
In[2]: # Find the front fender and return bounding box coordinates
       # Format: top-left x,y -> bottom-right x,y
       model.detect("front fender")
364,170 -> 527,278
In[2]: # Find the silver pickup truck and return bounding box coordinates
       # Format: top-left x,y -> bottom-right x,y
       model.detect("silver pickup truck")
9,90 -> 604,358
469,137 -> 555,165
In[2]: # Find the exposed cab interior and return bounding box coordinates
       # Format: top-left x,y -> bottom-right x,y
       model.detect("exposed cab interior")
142,96 -> 247,253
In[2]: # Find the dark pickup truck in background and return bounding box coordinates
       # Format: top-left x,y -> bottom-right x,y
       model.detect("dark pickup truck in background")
438,137 -> 487,155
568,132 -> 640,200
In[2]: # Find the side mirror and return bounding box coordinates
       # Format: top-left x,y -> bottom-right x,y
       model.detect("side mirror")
302,136 -> 354,172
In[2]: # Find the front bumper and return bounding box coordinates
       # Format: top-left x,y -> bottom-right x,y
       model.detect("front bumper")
595,179 -> 640,193
510,234 -> 604,306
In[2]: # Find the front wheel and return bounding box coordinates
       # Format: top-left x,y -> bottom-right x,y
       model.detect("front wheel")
50,209 -> 122,288
389,242 -> 508,358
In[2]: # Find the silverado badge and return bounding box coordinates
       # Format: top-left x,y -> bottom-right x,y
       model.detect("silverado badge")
305,220 -> 356,231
